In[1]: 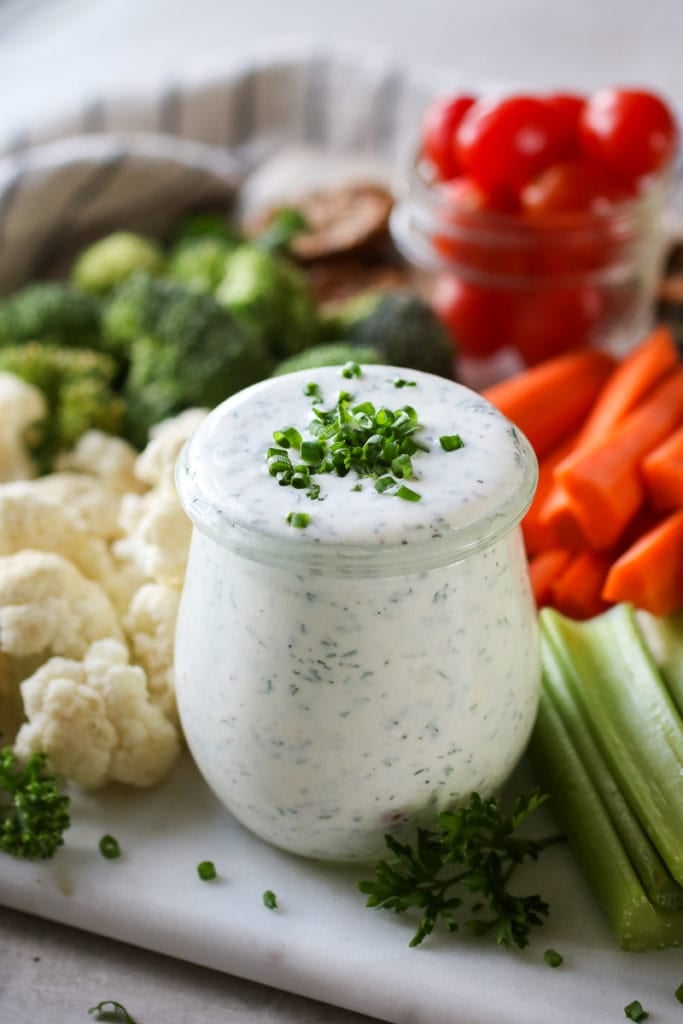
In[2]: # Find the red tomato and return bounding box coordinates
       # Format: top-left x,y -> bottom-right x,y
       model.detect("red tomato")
421,94 -> 477,180
455,95 -> 565,192
521,160 -> 634,216
578,88 -> 678,181
544,93 -> 585,157
432,274 -> 510,358
511,285 -> 605,365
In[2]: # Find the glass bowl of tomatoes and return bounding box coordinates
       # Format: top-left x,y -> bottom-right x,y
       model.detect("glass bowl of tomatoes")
391,87 -> 679,380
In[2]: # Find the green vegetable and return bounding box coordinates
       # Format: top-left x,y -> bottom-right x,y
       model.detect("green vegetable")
103,276 -> 271,447
635,607 -> 683,717
99,834 -> 121,860
253,208 -> 308,256
325,291 -> 455,379
675,982 -> 683,1004
529,605 -> 683,951
88,1000 -> 138,1023
262,889 -> 278,909
0,748 -> 70,860
272,342 -> 383,376
0,342 -> 125,470
624,1000 -> 649,1022
72,232 -> 164,294
0,282 -> 101,348
543,948 -> 563,968
286,511 -> 311,529
358,789 -> 561,950
197,860 -> 217,881
171,211 -> 239,245
439,434 -> 464,452
167,236 -> 235,294
216,245 -> 319,359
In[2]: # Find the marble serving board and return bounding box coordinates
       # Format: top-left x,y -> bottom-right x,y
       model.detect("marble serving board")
0,752 -> 680,1024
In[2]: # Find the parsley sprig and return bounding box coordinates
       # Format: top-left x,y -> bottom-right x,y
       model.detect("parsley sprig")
0,747 -> 70,860
358,789 -> 562,950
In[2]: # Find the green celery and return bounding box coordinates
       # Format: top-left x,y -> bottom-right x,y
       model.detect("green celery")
541,631 -> 683,911
635,608 -> 683,718
529,688 -> 683,951
540,604 -> 683,886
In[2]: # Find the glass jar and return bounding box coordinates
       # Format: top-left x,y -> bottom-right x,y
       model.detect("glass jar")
174,365 -> 539,862
391,158 -> 673,386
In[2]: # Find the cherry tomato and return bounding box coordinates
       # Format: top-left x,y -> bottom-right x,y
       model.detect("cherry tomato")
544,93 -> 585,157
579,88 -> 678,181
511,285 -> 605,365
455,95 -> 565,192
432,274 -> 510,358
521,160 -> 634,216
421,94 -> 476,180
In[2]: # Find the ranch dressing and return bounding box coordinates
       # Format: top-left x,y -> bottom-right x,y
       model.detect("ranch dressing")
175,365 -> 539,862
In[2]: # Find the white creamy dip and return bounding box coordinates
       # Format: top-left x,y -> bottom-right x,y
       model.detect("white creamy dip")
175,365 -> 539,862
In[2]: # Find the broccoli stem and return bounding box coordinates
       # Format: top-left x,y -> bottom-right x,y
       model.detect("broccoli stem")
540,631 -> 683,912
529,687 -> 683,951
540,604 -> 683,887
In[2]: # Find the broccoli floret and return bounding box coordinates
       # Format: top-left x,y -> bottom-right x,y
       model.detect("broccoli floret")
167,237 -> 235,294
334,291 -> 456,379
0,282 -> 101,348
272,341 -> 384,376
172,211 -> 240,245
216,245 -> 319,359
0,343 -> 125,470
72,231 -> 165,294
111,277 -> 272,446
0,747 -> 70,860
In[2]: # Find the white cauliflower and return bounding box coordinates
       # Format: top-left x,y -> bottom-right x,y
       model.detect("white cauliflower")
0,372 -> 46,482
56,430 -> 145,495
0,550 -> 122,659
123,583 -> 180,725
14,638 -> 180,789
134,408 -> 208,489
29,472 -> 127,541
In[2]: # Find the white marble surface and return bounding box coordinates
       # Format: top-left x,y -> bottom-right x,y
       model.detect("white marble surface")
1,5 -> 683,1023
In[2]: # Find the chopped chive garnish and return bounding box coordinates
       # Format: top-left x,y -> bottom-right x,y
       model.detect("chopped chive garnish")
341,361 -> 362,379
396,484 -> 421,502
393,378 -> 417,388
262,889 -> 278,909
440,434 -> 464,452
300,440 -> 324,463
98,834 -> 121,860
624,1001 -> 649,1022
304,381 -> 323,401
543,948 -> 563,968
89,1000 -> 138,1023
286,511 -> 311,528
273,426 -> 302,449
197,860 -> 217,881
675,983 -> 683,1004
375,475 -> 396,494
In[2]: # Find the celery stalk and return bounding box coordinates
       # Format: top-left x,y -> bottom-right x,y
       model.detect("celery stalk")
541,632 -> 683,911
530,688 -> 683,950
540,604 -> 683,886
635,608 -> 683,718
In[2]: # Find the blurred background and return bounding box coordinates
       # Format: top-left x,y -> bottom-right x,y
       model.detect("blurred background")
1,0 -> 681,143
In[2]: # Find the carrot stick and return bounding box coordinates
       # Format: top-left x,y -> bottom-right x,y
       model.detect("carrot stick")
555,368 -> 683,549
573,325 -> 678,446
642,424 -> 683,510
528,548 -> 573,607
550,550 -> 612,620
602,510 -> 683,616
482,349 -> 616,459
522,433 -> 579,554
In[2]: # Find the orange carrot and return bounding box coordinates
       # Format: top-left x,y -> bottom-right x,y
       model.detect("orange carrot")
522,433 -> 579,554
528,548 -> 573,607
573,325 -> 678,446
550,550 -> 612,620
482,349 -> 616,459
642,424 -> 683,510
555,368 -> 683,549
602,510 -> 683,616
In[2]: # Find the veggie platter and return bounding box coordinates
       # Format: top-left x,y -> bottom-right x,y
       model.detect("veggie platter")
1,52 -> 683,1024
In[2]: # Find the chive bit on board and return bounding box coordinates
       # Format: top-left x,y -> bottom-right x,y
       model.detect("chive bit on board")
262,889 -> 278,909
98,834 -> 121,860
543,948 -> 563,968
624,1000 -> 649,1022
197,860 -> 217,881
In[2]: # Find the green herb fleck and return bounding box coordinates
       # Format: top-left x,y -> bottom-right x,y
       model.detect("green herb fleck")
440,434 -> 464,452
543,948 -> 563,968
393,378 -> 417,388
197,860 -> 217,881
286,512 -> 311,529
0,747 -> 70,860
624,1001 -> 649,1022
676,983 -> 683,1004
358,789 -> 562,950
341,361 -> 362,379
262,889 -> 278,909
396,484 -> 421,502
98,835 -> 121,860
304,381 -> 323,401
273,426 -> 302,449
88,1000 -> 138,1023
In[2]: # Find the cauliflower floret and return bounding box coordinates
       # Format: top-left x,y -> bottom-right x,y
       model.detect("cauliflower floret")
29,472 -> 126,541
134,407 -> 208,489
0,550 -> 122,659
123,583 -> 180,725
0,372 -> 46,482
14,638 -> 180,789
115,489 -> 192,586
56,429 -> 145,495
